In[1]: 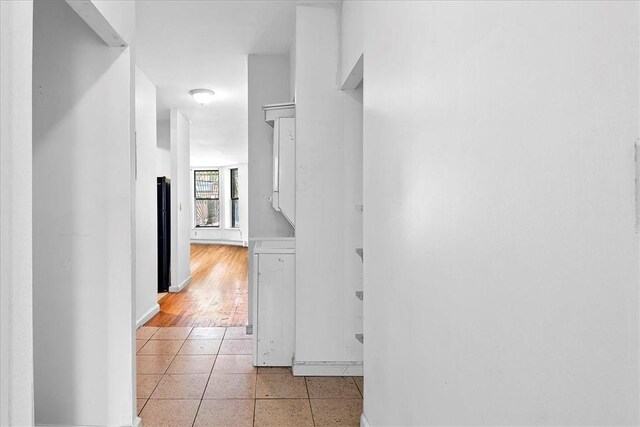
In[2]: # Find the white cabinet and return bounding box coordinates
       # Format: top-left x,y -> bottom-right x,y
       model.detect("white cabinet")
252,239 -> 295,366
263,103 -> 295,227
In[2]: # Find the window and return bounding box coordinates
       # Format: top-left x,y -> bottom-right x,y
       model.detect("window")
194,170 -> 220,227
231,168 -> 239,228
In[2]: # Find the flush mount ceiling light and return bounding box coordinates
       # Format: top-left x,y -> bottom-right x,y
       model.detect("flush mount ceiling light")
189,89 -> 215,105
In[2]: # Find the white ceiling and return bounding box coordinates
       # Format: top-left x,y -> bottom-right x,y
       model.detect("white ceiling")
136,0 -> 296,166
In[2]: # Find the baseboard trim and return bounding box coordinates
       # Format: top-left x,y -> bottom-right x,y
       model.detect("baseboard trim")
191,239 -> 244,247
169,276 -> 191,292
136,303 -> 160,328
37,419 -> 143,427
360,413 -> 370,427
292,360 -> 363,376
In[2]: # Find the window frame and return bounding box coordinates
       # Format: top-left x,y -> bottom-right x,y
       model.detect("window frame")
194,169 -> 220,228
230,168 -> 239,229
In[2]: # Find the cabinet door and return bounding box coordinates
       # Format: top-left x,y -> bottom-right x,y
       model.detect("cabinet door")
256,253 -> 295,366
278,118 -> 295,226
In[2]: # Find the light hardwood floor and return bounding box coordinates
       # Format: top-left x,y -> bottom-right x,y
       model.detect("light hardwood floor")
145,244 -> 248,327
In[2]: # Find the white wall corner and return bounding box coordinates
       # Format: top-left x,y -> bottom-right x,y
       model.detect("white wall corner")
341,53 -> 363,90
64,0 -> 127,47
136,304 -> 160,328
169,276 -> 192,293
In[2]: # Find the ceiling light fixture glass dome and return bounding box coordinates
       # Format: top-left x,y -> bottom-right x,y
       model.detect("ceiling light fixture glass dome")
189,89 -> 215,105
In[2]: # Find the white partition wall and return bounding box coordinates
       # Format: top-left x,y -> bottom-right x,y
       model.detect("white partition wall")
342,1 -> 640,425
293,1 -> 363,375
0,1 -> 34,425
135,67 -> 160,326
32,1 -> 136,425
170,109 -> 192,292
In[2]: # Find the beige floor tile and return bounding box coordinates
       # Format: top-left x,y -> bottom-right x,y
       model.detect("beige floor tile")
213,355 -> 256,374
178,339 -> 221,355
150,374 -> 209,399
194,399 -> 255,427
139,399 -> 199,427
203,374 -> 256,399
136,340 -> 148,353
167,355 -> 216,374
306,377 -> 361,399
150,327 -> 193,340
137,355 -> 174,374
353,376 -> 364,396
224,326 -> 251,340
138,339 -> 184,356
137,398 -> 147,415
137,374 -> 162,398
257,367 -> 292,375
219,339 -> 252,355
254,399 -> 314,427
310,399 -> 363,426
256,373 -> 308,398
188,327 -> 226,340
136,326 -> 158,340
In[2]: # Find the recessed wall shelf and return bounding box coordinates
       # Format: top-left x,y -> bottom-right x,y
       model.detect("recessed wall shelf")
355,248 -> 363,261
355,291 -> 363,300
355,334 -> 364,344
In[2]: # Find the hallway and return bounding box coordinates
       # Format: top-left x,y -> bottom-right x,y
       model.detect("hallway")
146,244 -> 249,327
138,243 -> 363,425
136,326 -> 363,426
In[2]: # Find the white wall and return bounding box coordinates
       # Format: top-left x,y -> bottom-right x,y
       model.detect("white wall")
289,37 -> 296,102
32,1 -> 135,425
156,119 -> 171,178
293,2 -> 363,373
191,164 -> 248,245
342,83 -> 364,364
170,110 -> 192,291
0,1 -> 34,425
248,55 -> 294,240
135,67 -> 159,326
343,1 -> 639,425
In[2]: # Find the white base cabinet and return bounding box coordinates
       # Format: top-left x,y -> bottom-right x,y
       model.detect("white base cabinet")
252,239 -> 295,366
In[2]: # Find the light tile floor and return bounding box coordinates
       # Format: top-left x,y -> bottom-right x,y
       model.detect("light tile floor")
136,326 -> 363,427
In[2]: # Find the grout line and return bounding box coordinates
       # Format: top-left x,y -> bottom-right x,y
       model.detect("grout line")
253,364 -> 259,426
146,339 -> 188,399
191,327 -> 225,427
304,376 -> 316,427
136,397 -> 149,417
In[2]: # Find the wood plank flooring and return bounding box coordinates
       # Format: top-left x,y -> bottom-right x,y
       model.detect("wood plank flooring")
145,244 -> 248,327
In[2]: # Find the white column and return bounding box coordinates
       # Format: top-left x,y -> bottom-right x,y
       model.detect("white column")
0,1 -> 35,425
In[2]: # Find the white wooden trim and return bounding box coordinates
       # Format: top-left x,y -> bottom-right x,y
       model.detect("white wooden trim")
360,413 -> 370,427
292,360 -> 363,376
133,416 -> 142,427
65,0 -> 127,47
190,239 -> 244,247
169,276 -> 191,293
136,304 -> 160,328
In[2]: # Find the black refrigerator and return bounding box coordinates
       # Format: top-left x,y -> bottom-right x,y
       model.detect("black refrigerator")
157,177 -> 171,292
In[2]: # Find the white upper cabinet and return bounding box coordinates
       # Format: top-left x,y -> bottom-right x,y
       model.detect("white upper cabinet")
263,103 -> 295,228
